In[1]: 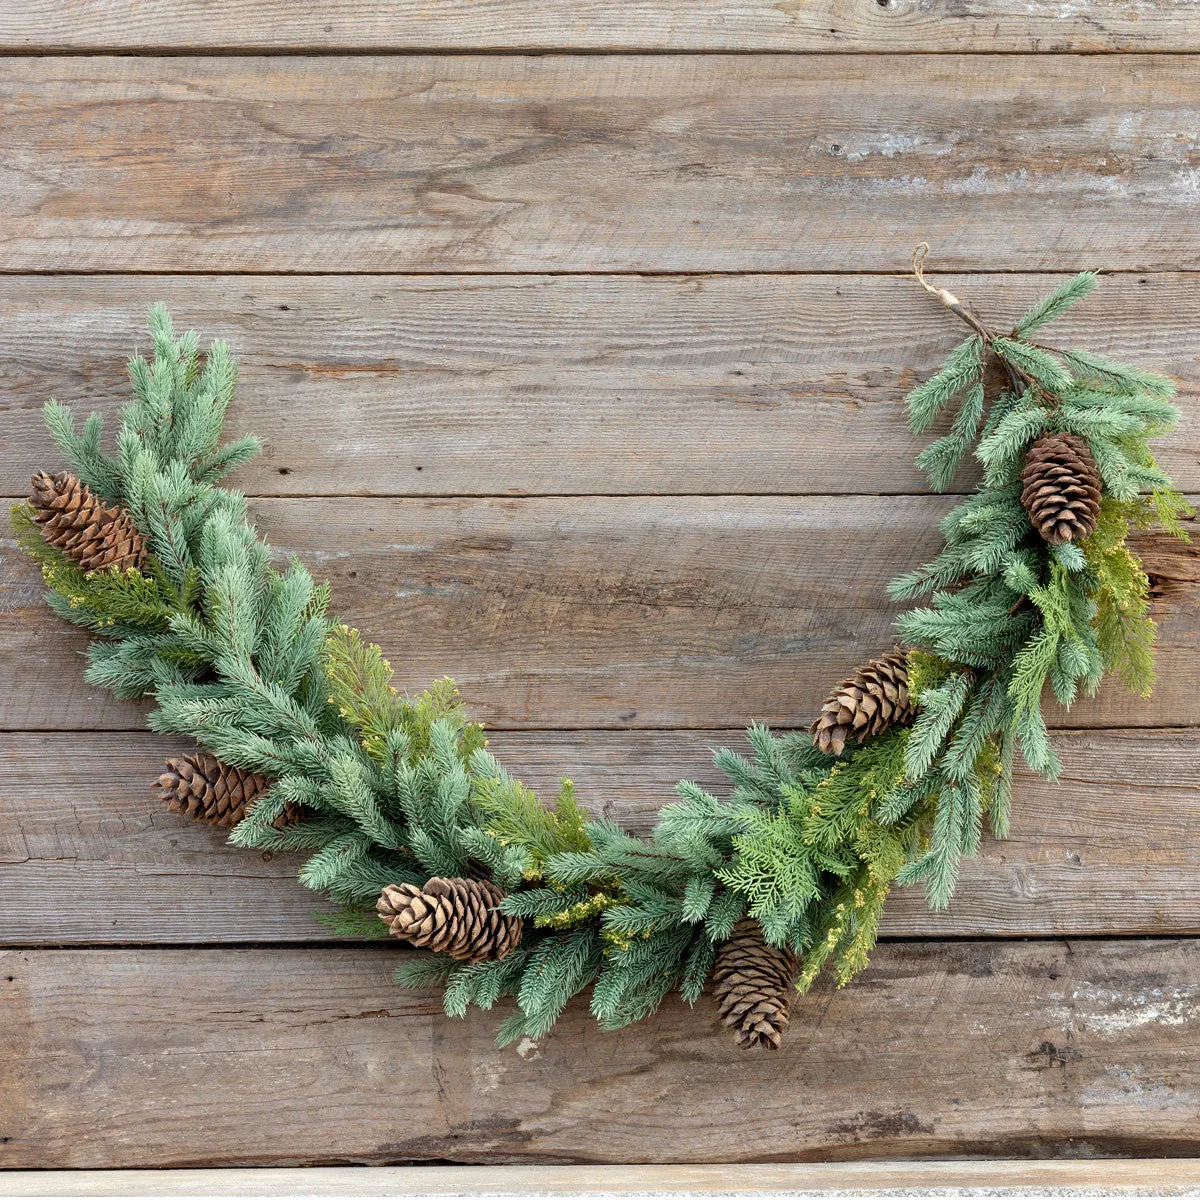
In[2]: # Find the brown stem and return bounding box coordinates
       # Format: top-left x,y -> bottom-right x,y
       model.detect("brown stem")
910,242 -> 1042,401
997,353 -> 1037,400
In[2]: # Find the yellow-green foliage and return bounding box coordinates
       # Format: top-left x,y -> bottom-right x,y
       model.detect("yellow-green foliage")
1121,442 -> 1194,541
801,809 -> 926,991
1149,486 -> 1194,542
323,623 -> 485,763
974,737 -> 1003,816
1010,562 -> 1076,712
795,869 -> 890,994
905,649 -> 957,703
791,731 -> 930,993
1081,499 -> 1158,697
13,502 -> 196,631
853,806 -> 914,885
402,677 -> 487,761
793,727 -> 1008,993
828,873 -> 889,986
719,728 -> 925,986
323,623 -> 403,746
473,776 -> 592,880
1078,485 -> 1192,699
534,889 -> 618,930
798,729 -> 913,857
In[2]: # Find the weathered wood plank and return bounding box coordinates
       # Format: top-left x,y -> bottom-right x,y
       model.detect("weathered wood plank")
5,56 -> 1200,273
5,1160 -> 1200,1197
3,728 -> 1200,943
6,1 -> 1200,54
3,496 -> 1196,731
4,273 -> 1199,498
5,939 -> 1200,1166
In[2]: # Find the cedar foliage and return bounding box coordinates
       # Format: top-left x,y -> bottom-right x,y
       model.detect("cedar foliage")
14,284 -> 1188,1046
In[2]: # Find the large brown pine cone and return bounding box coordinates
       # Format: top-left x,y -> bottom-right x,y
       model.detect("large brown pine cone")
712,918 -> 799,1050
377,877 -> 523,964
28,470 -> 146,572
809,647 -> 916,757
154,751 -> 291,828
1020,432 -> 1102,546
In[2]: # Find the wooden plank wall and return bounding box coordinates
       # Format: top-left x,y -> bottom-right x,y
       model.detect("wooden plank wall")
2,0 -> 1200,1170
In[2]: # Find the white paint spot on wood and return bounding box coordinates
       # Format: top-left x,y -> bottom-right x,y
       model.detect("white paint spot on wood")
516,1035 -> 541,1060
1064,984 -> 1200,1036
831,131 -> 962,163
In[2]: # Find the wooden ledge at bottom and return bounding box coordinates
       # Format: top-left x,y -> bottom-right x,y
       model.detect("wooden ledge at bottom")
1,1163 -> 1197,1199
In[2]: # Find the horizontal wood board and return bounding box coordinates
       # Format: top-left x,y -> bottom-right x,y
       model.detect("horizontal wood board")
5,55 -> 1200,272
6,940 -> 1200,1166
4,728 -> 1200,944
4,495 -> 1197,731
3,273 -> 1199,498
7,1 -> 1200,53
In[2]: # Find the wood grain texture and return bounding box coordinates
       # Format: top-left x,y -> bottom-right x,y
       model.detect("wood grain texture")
6,939 -> 1200,1166
5,55 -> 1200,273
6,1 -> 1200,54
4,496 -> 1197,731
4,273 -> 1199,498
6,1161 -> 1200,1196
4,728 -> 1200,944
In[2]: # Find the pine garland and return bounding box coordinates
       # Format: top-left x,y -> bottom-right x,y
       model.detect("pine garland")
13,264 -> 1192,1050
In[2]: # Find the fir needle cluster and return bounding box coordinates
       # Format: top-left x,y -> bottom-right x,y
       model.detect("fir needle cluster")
13,272 -> 1190,1049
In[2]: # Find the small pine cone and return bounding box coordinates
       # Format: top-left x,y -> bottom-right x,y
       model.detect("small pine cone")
713,918 -> 798,1050
377,877 -> 523,964
154,751 -> 292,829
809,647 -> 915,757
28,470 -> 146,572
1020,432 -> 1103,546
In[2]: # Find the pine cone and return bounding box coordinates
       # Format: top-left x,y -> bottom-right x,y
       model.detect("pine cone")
1020,432 -> 1103,546
154,751 -> 292,828
809,647 -> 915,757
713,918 -> 798,1050
377,877 -> 523,964
28,470 -> 146,572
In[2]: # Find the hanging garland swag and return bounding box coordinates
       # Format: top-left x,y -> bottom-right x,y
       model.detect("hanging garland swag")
15,248 -> 1193,1051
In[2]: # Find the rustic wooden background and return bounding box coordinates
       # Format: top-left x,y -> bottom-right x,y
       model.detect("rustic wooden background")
3,0 -> 1200,1171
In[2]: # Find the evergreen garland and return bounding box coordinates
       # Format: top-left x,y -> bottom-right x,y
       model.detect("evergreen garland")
13,253 -> 1192,1049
